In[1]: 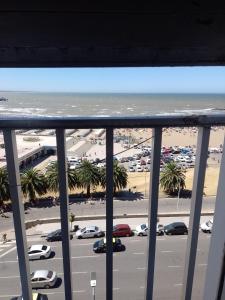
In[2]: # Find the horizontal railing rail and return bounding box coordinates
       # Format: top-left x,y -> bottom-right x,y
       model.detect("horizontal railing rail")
1,113 -> 225,300
1,113 -> 225,129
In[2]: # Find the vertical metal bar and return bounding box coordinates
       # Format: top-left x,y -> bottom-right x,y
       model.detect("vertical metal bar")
203,134 -> 225,300
145,127 -> 162,300
106,128 -> 114,300
3,129 -> 32,300
182,126 -> 210,300
56,129 -> 73,300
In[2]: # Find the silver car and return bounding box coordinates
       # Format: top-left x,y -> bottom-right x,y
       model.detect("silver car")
76,225 -> 105,239
30,270 -> 57,289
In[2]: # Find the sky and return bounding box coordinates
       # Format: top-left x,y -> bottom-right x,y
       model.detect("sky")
0,67 -> 225,93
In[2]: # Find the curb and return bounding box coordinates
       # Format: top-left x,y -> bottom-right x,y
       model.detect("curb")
24,211 -> 214,230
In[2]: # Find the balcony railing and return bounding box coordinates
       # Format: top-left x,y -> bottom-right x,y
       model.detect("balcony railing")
1,114 -> 225,300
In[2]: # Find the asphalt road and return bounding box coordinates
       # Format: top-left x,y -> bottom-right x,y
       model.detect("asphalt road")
0,196 -> 216,234
0,232 -> 211,300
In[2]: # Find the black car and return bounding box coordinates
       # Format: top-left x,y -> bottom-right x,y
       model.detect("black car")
93,238 -> 126,253
164,222 -> 188,235
46,229 -> 73,242
11,293 -> 48,300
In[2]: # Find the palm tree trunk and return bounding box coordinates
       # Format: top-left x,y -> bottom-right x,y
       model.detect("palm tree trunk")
87,185 -> 90,198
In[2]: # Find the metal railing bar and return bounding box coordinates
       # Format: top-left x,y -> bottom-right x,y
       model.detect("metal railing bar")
145,127 -> 162,300
56,129 -> 73,300
203,134 -> 225,300
106,128 -> 114,300
3,129 -> 32,300
182,126 -> 210,300
1,113 -> 225,129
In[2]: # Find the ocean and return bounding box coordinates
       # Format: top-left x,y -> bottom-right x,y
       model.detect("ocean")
0,92 -> 225,117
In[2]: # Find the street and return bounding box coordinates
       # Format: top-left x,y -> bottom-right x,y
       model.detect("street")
0,232 -> 211,300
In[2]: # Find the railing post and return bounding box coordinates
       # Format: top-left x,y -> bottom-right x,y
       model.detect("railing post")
145,127 -> 162,300
182,126 -> 210,300
56,129 -> 73,300
203,134 -> 225,300
3,129 -> 32,300
106,128 -> 114,300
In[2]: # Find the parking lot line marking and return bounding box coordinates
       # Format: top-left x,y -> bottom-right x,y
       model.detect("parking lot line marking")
113,287 -> 120,290
161,250 -> 174,253
174,283 -> 183,287
140,286 -> 145,289
0,246 -> 16,259
113,269 -> 119,272
0,249 -> 3,252
136,267 -> 146,270
133,252 -> 144,255
158,238 -> 166,241
0,294 -> 18,298
181,237 -> 188,239
168,265 -> 181,268
198,263 -> 207,266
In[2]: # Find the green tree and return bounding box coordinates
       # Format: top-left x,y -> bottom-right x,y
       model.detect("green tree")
21,168 -> 47,202
76,160 -> 101,197
160,162 -> 186,195
0,168 -> 10,206
46,161 -> 79,193
100,161 -> 128,194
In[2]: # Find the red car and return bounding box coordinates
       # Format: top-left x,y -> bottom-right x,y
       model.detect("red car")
112,224 -> 132,237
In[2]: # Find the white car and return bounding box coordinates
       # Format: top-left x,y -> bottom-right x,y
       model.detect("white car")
129,166 -> 135,172
28,245 -> 51,260
137,166 -> 143,172
30,270 -> 57,289
136,223 -> 164,236
201,219 -> 213,233
76,225 -> 105,239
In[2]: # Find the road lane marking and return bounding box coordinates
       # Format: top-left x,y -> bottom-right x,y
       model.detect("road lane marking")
174,283 -> 183,287
136,267 -> 146,270
45,290 -> 86,295
140,286 -> 145,289
133,252 -> 144,255
198,263 -> 207,266
113,287 -> 120,290
0,254 -> 101,264
58,271 -> 88,275
0,246 -> 16,259
113,269 -> 119,272
168,265 -> 181,268
161,250 -> 174,253
0,275 -> 20,279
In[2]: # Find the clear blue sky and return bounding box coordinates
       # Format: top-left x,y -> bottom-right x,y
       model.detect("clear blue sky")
0,67 -> 225,93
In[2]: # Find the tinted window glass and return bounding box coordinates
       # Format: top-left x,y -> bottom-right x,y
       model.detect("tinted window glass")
47,271 -> 53,279
42,245 -> 47,250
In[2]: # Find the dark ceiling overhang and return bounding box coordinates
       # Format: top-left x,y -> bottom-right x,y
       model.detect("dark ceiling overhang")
0,2 -> 225,67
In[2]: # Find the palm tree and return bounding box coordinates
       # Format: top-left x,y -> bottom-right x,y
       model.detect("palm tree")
46,161 -> 79,193
100,161 -> 128,194
0,168 -> 10,207
21,168 -> 47,203
160,161 -> 186,195
76,160 -> 101,197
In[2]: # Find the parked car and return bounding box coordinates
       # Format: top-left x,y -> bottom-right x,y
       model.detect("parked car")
46,229 -> 73,242
140,159 -> 146,165
164,222 -> 188,235
93,238 -> 125,253
201,219 -> 213,233
129,166 -> 135,172
137,166 -> 143,172
28,245 -> 51,260
30,270 -> 57,289
75,225 -> 105,239
11,293 -> 48,300
146,158 -> 151,164
136,223 -> 164,236
143,166 -> 150,172
112,224 -> 132,237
